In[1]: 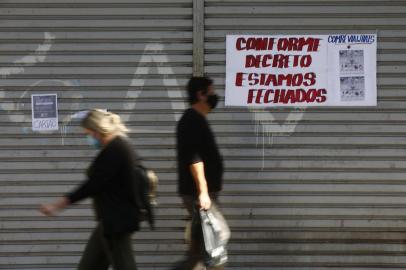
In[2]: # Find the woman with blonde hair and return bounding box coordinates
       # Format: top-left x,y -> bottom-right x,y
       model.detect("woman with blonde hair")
40,109 -> 143,270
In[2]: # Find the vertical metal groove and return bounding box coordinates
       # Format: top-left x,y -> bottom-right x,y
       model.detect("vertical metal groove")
193,0 -> 205,76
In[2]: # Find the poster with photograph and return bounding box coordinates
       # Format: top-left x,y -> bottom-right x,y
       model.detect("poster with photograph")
31,94 -> 59,131
225,34 -> 377,107
340,76 -> 365,101
339,50 -> 364,74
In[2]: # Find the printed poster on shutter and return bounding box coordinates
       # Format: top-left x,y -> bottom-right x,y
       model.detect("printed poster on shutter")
225,34 -> 377,107
31,94 -> 59,131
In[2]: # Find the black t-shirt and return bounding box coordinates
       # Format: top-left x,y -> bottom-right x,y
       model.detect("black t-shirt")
176,108 -> 223,196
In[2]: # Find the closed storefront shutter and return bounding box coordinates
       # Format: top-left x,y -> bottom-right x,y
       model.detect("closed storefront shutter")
204,0 -> 406,269
0,0 -> 192,269
1,0 -> 406,269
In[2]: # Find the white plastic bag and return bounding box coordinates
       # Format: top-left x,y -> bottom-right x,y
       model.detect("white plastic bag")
200,203 -> 230,267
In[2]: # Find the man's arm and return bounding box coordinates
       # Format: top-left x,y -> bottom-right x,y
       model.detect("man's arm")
190,161 -> 211,209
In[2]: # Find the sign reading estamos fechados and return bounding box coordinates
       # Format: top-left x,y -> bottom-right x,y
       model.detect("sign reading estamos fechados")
225,34 -> 377,107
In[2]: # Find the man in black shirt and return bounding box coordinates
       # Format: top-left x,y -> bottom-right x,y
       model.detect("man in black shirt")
173,77 -> 225,270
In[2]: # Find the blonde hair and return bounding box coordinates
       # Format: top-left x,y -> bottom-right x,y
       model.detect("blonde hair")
81,109 -> 129,137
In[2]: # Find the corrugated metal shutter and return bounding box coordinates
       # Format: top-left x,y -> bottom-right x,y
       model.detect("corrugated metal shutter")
205,0 -> 406,269
2,0 -> 406,269
0,1 -> 192,269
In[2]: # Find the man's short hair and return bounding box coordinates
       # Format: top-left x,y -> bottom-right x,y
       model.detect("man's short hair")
186,76 -> 213,105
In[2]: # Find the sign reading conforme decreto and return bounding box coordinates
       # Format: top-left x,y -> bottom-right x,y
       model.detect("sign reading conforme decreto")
225,34 -> 377,107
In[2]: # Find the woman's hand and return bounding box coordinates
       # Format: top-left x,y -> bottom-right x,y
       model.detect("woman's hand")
39,197 -> 70,216
39,203 -> 59,216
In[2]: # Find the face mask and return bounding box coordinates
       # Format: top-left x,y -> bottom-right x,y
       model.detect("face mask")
86,135 -> 102,149
207,94 -> 219,109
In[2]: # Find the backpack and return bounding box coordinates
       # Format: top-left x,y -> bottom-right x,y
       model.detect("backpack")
132,163 -> 158,230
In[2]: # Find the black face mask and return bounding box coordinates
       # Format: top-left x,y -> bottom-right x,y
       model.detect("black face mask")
207,94 -> 219,109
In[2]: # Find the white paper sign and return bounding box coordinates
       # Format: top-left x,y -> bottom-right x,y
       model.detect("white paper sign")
225,34 -> 377,107
31,94 -> 59,131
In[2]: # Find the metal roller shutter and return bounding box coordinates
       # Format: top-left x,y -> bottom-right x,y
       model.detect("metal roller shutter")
2,0 -> 406,269
204,0 -> 406,269
0,0 -> 192,269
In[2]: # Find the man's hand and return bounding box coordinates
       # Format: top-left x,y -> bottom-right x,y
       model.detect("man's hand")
199,192 -> 211,210
190,162 -> 211,209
